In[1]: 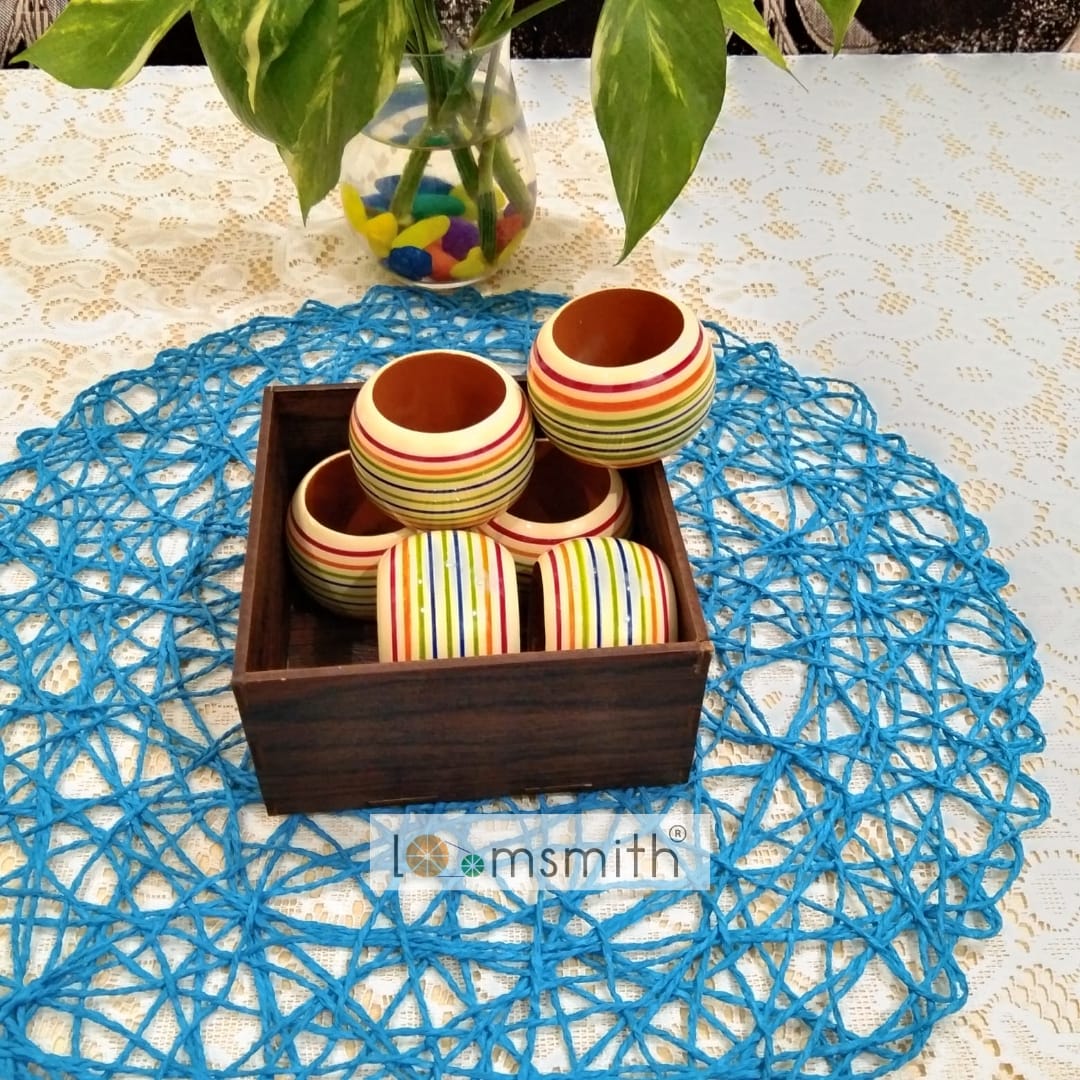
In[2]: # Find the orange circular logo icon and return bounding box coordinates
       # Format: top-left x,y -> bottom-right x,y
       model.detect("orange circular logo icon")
404,834 -> 450,877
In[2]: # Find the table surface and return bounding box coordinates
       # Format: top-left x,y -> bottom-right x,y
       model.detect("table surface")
1,54 -> 1078,1078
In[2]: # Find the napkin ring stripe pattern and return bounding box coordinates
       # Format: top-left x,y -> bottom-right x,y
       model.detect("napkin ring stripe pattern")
532,326 -> 705,395
379,530 -> 518,661
284,450 -> 413,619
349,398 -> 534,526
484,483 -> 632,547
285,515 -> 387,615
527,333 -> 715,465
353,396 -> 531,465
539,537 -> 677,650
481,473 -> 633,578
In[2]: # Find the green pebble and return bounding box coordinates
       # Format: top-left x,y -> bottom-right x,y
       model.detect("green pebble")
412,194 -> 467,220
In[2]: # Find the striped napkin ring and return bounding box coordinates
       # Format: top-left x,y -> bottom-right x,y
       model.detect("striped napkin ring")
376,530 -> 521,662
478,439 -> 631,581
350,349 -> 535,530
286,450 -> 414,618
527,287 -> 714,467
533,536 -> 678,651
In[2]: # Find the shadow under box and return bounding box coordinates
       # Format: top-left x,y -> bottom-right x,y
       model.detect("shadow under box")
232,382 -> 713,814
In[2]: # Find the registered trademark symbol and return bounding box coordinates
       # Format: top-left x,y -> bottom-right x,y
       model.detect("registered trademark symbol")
668,824 -> 686,843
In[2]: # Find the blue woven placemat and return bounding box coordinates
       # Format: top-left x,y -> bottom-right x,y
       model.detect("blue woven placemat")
0,286 -> 1049,1079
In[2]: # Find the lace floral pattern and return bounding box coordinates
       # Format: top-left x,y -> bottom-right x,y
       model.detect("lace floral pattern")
0,56 -> 1078,1077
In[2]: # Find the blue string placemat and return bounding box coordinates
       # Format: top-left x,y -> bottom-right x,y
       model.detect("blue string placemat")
0,286 -> 1049,1079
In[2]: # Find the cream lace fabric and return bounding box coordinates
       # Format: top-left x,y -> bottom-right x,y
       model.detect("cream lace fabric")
1,56 -> 1078,1077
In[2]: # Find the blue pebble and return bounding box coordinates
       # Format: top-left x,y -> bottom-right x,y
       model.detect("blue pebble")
374,175 -> 398,198
386,245 -> 433,281
417,175 -> 453,195
375,173 -> 454,198
362,193 -> 390,213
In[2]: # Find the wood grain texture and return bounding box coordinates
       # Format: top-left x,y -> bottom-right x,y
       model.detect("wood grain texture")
232,382 -> 713,814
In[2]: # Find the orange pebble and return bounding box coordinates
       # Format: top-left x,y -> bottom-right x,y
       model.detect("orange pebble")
426,242 -> 458,282
496,214 -> 524,251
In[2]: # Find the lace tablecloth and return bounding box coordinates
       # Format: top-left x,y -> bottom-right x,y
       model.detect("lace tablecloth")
1,54 -> 1078,1077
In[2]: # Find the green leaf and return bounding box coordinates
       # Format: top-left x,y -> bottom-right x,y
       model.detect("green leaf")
193,0 -> 336,149
469,0 -> 515,48
198,0 -> 409,218
192,0 -> 328,146
255,0 -> 341,144
816,0 -> 862,52
13,0 -> 192,88
193,1 -> 278,143
280,0 -> 411,219
717,0 -> 787,71
592,0 -> 727,260
202,0 -> 321,112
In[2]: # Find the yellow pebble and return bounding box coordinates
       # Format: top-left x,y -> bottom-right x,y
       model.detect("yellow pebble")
450,245 -> 491,281
393,215 -> 451,250
364,212 -> 398,259
496,231 -> 525,266
449,184 -> 509,220
340,184 -> 368,233
450,184 -> 478,221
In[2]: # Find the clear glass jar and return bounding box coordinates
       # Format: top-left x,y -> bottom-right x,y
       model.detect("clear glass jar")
340,33 -> 536,289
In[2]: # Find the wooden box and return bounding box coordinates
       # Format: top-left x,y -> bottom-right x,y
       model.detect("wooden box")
232,383 -> 713,814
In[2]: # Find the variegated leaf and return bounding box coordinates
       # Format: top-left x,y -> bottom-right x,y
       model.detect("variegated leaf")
281,0 -> 411,219
13,0 -> 192,88
816,0 -> 862,52
197,0 -> 321,111
593,0 -> 727,260
193,0 -> 336,150
718,0 -> 788,70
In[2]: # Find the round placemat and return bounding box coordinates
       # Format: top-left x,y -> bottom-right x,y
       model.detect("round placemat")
0,286 -> 1049,1078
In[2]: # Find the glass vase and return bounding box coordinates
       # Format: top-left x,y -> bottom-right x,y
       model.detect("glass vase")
340,33 -> 536,289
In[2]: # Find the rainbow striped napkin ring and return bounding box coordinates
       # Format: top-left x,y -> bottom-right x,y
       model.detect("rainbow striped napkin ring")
286,450 -> 414,618
376,530 -> 521,662
350,349 -> 535,530
527,287 -> 715,467
534,536 -> 678,651
479,439 -> 631,580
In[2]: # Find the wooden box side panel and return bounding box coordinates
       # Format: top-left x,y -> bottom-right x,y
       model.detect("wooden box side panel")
622,463 -> 710,648
276,385 -> 361,490
233,390 -> 289,676
234,385 -> 360,678
240,644 -> 709,814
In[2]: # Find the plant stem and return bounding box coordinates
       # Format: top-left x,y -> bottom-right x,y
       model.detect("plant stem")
467,42 -> 532,217
381,5 -> 532,257
493,139 -> 531,215
428,49 -> 481,198
452,146 -> 480,194
389,147 -> 431,221
471,0 -> 572,47
388,5 -> 447,226
474,47 -> 501,262
477,139 -> 497,262
430,50 -> 486,206
469,0 -> 515,50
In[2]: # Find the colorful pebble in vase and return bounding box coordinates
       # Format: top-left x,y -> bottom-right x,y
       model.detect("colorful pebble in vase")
341,175 -> 530,288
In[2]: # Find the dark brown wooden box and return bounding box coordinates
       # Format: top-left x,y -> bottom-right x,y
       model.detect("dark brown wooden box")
232,382 -> 713,815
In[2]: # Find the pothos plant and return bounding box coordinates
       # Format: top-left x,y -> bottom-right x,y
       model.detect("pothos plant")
17,0 -> 861,261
